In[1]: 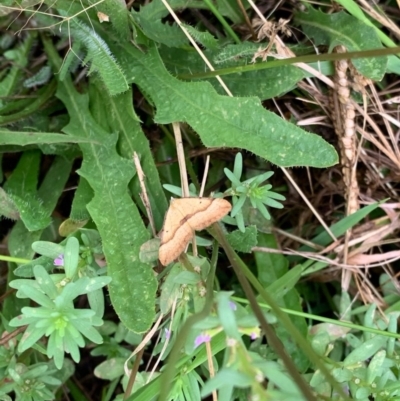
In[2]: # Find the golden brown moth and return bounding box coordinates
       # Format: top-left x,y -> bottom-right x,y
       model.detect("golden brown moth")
159,198 -> 231,266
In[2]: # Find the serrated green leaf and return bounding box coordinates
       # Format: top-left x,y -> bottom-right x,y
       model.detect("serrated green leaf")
96,88 -> 168,230
44,37 -> 157,332
96,0 -> 130,40
54,14 -> 129,96
131,3 -> 187,48
295,8 -> 387,80
122,45 -> 337,168
160,46 -> 307,101
183,24 -> 219,49
226,226 -> 257,253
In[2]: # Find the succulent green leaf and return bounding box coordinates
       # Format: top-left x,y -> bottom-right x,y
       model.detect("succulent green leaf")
33,265 -> 59,300
216,292 -> 240,340
344,335 -> 387,366
32,241 -> 65,259
64,237 -> 80,280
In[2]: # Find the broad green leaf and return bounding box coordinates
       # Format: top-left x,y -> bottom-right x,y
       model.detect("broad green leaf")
92,87 -> 167,230
295,8 -> 387,80
160,46 -> 306,100
44,38 -> 157,332
117,45 -> 337,168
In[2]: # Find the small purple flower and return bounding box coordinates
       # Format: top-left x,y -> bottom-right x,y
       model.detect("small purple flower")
250,332 -> 258,340
54,254 -> 64,266
229,301 -> 237,311
194,333 -> 211,348
165,328 -> 171,340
